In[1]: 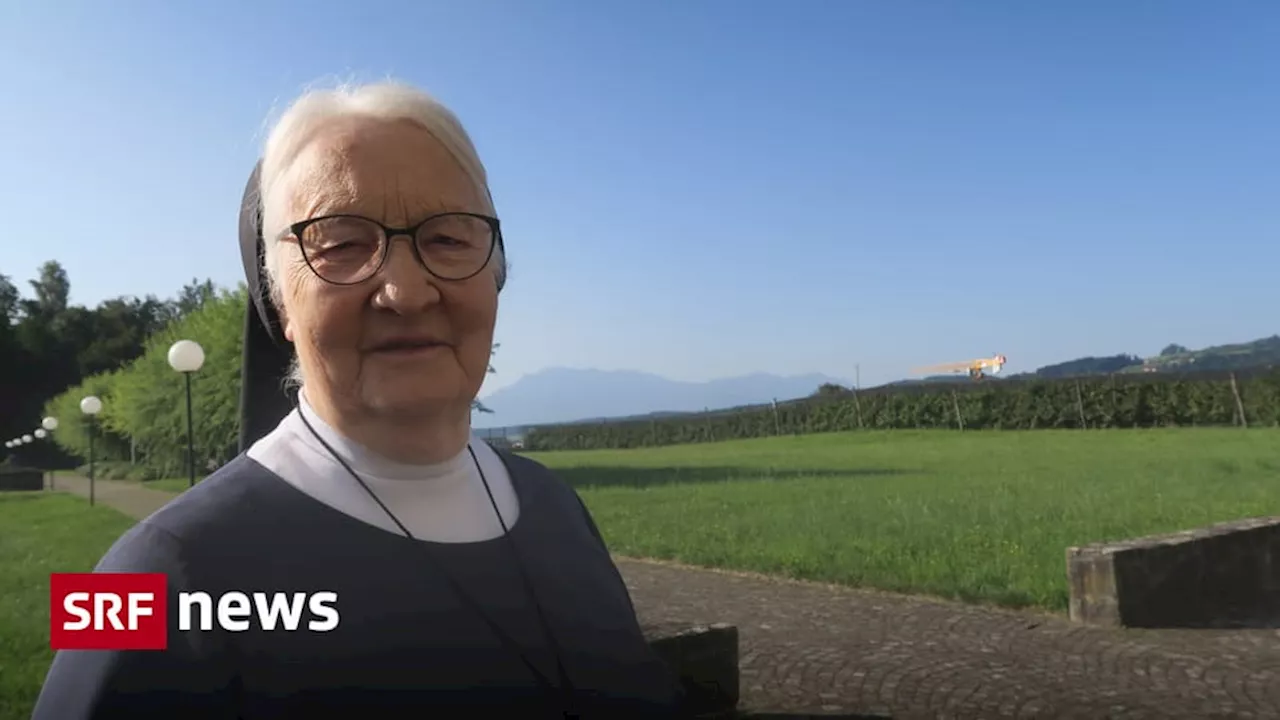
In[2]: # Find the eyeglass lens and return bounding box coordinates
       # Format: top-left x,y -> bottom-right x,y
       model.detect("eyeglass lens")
298,215 -> 494,283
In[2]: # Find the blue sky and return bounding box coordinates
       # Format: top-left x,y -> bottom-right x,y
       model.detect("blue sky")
2,1 -> 1276,394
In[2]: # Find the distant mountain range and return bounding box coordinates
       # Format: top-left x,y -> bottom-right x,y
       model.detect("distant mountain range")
475,334 -> 1280,429
476,368 -> 846,428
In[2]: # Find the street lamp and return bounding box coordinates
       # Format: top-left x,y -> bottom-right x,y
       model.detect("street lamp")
80,395 -> 102,506
168,339 -> 205,489
41,417 -> 58,489
33,428 -> 48,490
22,434 -> 32,443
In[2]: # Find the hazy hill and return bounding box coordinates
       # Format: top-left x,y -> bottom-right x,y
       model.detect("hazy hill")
1029,335 -> 1280,379
476,368 -> 847,427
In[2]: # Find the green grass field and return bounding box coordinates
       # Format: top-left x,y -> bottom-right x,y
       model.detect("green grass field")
534,428 -> 1280,611
0,493 -> 138,719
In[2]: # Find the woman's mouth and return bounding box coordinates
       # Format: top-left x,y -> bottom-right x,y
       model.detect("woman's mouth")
369,339 -> 449,357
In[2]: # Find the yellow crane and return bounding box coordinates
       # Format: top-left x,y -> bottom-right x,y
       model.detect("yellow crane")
913,354 -> 1007,381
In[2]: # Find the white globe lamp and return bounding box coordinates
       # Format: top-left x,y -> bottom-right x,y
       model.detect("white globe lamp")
80,396 -> 102,416
167,340 -> 206,373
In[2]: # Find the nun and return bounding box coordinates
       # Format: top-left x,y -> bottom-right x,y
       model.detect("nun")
34,81 -> 684,718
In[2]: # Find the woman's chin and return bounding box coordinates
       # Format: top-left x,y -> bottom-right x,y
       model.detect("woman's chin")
361,382 -> 469,416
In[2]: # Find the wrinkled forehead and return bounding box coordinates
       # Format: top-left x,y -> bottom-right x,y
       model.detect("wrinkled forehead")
278,117 -> 491,230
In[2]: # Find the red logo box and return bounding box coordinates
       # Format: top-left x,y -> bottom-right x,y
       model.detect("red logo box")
50,573 -> 169,651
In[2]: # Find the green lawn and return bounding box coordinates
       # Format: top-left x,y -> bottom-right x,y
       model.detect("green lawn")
0,493 -> 137,720
532,428 -> 1280,611
39,428 -> 1280,619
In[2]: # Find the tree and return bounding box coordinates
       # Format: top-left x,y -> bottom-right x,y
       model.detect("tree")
6,262 -> 225,469
25,260 -> 71,319
0,273 -> 19,324
170,278 -> 219,320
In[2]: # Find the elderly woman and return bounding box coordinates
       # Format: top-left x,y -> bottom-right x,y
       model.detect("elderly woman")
35,82 -> 684,718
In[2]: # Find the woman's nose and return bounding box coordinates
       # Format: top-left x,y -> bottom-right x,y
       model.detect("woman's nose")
373,237 -> 441,312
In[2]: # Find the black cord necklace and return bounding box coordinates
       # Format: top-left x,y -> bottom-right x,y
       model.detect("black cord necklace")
293,399 -> 578,717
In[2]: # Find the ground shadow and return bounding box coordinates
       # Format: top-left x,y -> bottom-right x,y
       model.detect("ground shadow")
743,714 -> 891,719
549,465 -> 919,490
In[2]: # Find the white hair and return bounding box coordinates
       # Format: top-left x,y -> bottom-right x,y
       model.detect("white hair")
257,80 -> 507,304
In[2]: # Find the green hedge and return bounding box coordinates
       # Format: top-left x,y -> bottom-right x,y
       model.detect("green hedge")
44,289 -> 246,479
523,368 -> 1280,451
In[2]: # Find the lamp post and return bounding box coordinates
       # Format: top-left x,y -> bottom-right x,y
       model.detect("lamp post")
33,429 -> 48,489
42,417 -> 58,489
80,396 -> 102,506
168,340 -> 205,489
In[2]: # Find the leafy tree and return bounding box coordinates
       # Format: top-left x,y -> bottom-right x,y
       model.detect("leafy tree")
26,260 -> 70,317
0,273 -> 20,323
169,278 -> 219,321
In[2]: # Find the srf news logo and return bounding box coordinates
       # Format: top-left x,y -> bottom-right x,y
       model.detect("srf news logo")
50,573 -> 340,651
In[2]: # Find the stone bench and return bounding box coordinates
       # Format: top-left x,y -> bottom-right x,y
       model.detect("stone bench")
1067,516 -> 1280,628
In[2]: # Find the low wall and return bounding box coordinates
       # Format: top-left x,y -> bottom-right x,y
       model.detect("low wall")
0,467 -> 43,492
1067,516 -> 1280,628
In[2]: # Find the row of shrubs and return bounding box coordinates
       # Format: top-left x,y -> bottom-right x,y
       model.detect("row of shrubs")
522,367 -> 1280,451
71,461 -> 162,482
44,289 -> 245,479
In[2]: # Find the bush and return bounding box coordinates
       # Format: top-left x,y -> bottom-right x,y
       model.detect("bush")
43,371 -> 131,465
124,465 -> 159,482
105,288 -> 245,478
45,289 -> 246,479
524,368 -> 1280,451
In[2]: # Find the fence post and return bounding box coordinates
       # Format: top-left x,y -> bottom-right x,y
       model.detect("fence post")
1075,380 -> 1088,429
1229,372 -> 1248,428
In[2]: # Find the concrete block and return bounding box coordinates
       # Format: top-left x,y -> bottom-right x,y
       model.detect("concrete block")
1068,517 -> 1280,628
645,622 -> 739,717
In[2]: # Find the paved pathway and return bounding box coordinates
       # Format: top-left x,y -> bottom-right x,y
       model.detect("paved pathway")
49,473 -> 174,519
51,476 -> 1280,719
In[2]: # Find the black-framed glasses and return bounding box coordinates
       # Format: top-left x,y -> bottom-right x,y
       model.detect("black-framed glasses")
280,212 -> 502,285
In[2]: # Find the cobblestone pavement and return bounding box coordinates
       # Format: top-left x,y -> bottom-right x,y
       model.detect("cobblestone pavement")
51,478 -> 1280,719
620,558 -> 1280,719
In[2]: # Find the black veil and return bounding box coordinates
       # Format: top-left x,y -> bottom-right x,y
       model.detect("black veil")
237,161 -> 296,451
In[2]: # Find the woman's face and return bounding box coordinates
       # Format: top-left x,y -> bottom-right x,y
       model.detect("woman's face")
274,117 -> 498,423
